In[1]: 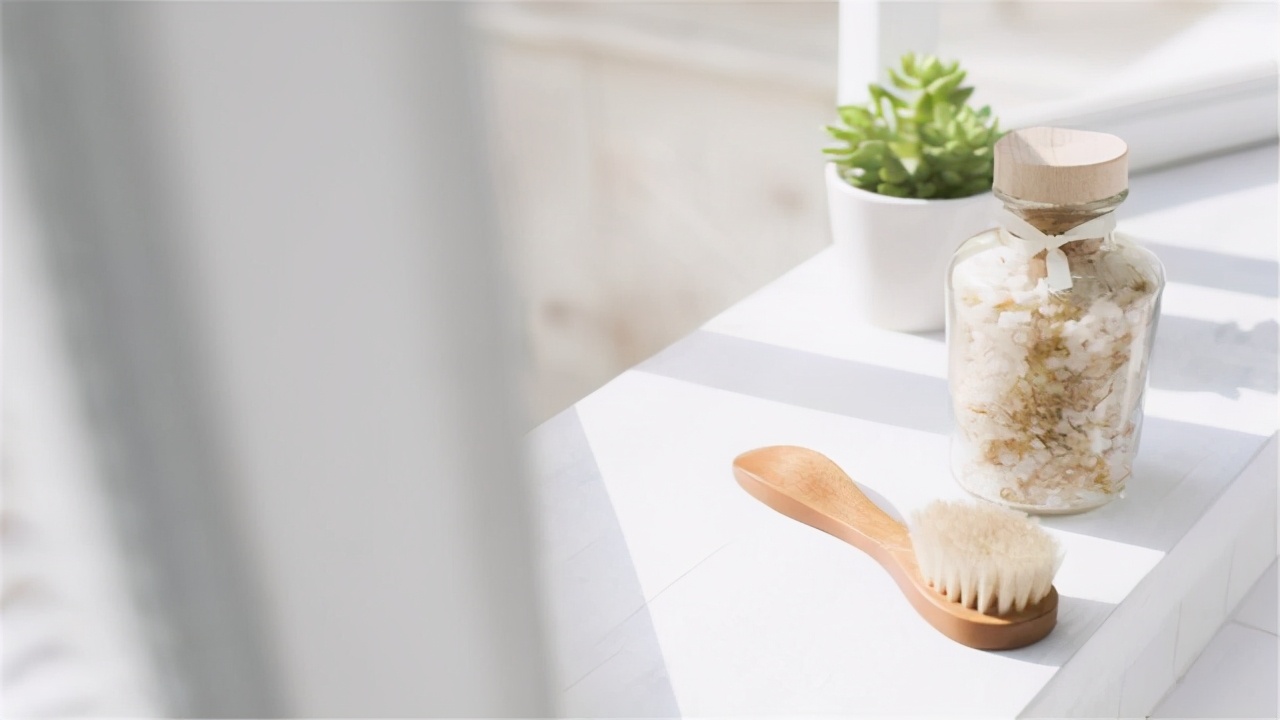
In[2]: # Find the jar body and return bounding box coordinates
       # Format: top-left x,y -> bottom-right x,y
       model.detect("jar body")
945,221 -> 1164,513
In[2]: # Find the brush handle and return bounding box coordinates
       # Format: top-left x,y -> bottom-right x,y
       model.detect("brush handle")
732,446 -> 912,564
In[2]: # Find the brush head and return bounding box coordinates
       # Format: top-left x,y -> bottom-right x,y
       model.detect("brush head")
909,500 -> 1062,616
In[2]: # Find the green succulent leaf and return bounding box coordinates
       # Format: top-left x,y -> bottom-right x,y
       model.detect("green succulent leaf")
877,182 -> 911,198
932,102 -> 954,129
879,155 -> 910,184
919,125 -> 944,146
888,142 -> 920,167
918,55 -> 942,83
847,139 -> 887,163
901,52 -> 918,77
926,70 -> 966,98
867,84 -> 888,107
888,68 -> 919,91
947,86 -> 975,107
838,105 -> 873,127
825,127 -> 864,146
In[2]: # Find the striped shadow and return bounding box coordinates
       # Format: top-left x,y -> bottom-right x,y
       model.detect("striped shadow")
639,330 -> 953,435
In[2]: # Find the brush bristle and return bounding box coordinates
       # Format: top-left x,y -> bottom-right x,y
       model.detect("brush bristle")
908,500 -> 1062,615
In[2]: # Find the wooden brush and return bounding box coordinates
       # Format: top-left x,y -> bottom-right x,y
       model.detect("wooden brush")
733,445 -> 1062,650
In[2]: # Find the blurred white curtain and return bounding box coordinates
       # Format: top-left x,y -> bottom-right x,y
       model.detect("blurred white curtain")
4,3 -> 551,716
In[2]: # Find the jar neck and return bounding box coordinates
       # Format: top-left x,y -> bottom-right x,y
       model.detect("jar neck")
996,189 -> 1127,236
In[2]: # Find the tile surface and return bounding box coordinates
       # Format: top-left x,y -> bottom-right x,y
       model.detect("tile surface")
1154,622 -> 1278,718
1119,609 -> 1178,718
1174,560 -> 1233,679
1229,505 -> 1279,614
1235,561 -> 1279,636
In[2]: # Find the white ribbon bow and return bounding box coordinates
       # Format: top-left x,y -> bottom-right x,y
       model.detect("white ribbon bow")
999,209 -> 1116,292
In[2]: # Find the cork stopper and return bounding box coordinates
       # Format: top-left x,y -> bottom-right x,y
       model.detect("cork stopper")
994,127 -> 1128,205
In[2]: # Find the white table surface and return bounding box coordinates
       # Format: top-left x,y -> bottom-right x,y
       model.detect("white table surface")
527,145 -> 1278,717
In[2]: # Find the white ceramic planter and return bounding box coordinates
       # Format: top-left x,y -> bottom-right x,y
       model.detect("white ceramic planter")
825,162 -> 995,332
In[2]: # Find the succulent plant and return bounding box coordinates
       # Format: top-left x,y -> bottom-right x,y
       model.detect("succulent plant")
824,53 -> 1001,200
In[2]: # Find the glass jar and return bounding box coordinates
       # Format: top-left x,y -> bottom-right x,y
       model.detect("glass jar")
945,128 -> 1164,514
